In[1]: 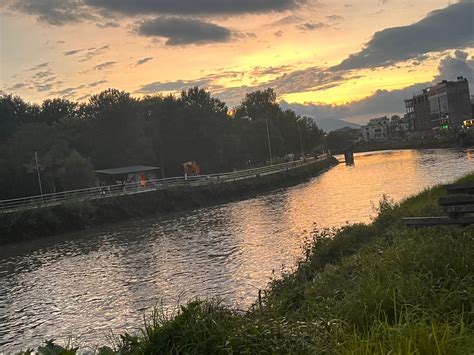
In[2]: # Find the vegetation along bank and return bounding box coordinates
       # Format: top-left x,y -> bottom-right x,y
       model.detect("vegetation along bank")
0,156 -> 338,244
24,172 -> 474,354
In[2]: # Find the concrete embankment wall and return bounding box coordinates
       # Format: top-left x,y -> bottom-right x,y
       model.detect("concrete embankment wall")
0,156 -> 338,244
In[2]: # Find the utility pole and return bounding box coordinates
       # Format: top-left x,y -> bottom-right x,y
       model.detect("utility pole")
297,117 -> 306,160
265,116 -> 273,165
159,148 -> 165,179
297,121 -> 305,159
34,152 -> 44,203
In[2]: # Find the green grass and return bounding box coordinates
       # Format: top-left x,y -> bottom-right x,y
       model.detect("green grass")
24,173 -> 474,354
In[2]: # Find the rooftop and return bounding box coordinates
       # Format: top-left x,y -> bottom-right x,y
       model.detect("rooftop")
95,165 -> 159,175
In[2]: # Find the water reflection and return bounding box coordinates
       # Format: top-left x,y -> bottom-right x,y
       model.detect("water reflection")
1,149 -> 473,351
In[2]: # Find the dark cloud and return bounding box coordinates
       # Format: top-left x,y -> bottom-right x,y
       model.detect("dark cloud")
7,82 -> 28,91
332,1 -> 474,71
412,54 -> 430,62
434,50 -> 474,92
270,14 -> 304,26
50,84 -> 86,97
10,0 -> 303,26
296,22 -> 327,31
93,61 -> 116,70
35,83 -> 54,92
137,17 -> 231,45
325,15 -> 343,21
85,0 -> 301,16
233,32 -> 257,40
88,79 -> 108,87
135,57 -> 154,66
274,30 -> 284,37
10,0 -> 94,25
136,78 -> 212,93
251,65 -> 292,76
262,66 -> 358,95
27,62 -> 49,71
29,69 -> 58,92
96,21 -> 120,28
79,44 -> 110,62
40,76 -> 56,83
64,48 -> 85,56
32,70 -> 53,78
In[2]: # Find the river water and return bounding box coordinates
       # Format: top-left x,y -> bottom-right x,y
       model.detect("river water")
1,149 -> 473,351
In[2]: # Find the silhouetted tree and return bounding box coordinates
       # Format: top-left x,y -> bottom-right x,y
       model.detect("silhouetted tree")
59,150 -> 95,190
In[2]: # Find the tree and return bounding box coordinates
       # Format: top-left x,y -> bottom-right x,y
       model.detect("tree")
59,150 -> 96,190
0,94 -> 39,144
85,89 -> 155,168
235,88 -> 279,122
39,98 -> 78,125
180,86 -> 228,115
0,87 -> 325,198
325,127 -> 360,153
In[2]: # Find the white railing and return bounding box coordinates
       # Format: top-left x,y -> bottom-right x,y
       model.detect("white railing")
0,156 -> 328,213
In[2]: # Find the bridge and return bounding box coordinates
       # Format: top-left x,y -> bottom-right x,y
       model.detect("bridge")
0,156 -> 328,214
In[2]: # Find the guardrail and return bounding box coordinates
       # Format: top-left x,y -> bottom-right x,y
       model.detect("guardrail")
0,156 -> 327,213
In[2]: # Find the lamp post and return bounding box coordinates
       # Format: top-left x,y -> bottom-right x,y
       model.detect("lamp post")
296,117 -> 305,159
34,151 -> 44,203
265,116 -> 273,165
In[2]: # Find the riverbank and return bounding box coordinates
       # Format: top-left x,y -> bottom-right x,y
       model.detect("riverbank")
350,133 -> 474,154
35,172 -> 473,354
0,156 -> 338,244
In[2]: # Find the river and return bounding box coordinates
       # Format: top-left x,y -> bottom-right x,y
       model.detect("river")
1,149 -> 473,351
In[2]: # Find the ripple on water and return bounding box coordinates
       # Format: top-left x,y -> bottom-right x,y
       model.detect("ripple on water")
1,149 -> 474,351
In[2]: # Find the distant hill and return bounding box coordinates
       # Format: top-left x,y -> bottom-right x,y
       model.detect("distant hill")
314,118 -> 361,132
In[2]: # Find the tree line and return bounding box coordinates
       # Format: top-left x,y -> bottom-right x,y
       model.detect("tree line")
0,87 -> 325,199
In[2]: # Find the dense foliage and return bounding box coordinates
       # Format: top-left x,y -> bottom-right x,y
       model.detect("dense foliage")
0,88 -> 324,199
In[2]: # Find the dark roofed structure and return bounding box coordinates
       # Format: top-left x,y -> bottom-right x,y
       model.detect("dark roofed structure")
95,165 -> 160,186
95,165 -> 159,175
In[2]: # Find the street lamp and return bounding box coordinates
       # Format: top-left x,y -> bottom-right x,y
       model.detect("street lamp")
265,116 -> 273,165
296,117 -> 305,159
245,115 -> 273,165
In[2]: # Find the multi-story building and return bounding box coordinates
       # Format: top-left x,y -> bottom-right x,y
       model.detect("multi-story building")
404,89 -> 431,132
405,77 -> 472,132
427,77 -> 472,129
361,115 -> 411,142
361,116 -> 389,142
389,115 -> 410,139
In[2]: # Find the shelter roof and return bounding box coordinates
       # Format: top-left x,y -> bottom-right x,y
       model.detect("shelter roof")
95,165 -> 159,175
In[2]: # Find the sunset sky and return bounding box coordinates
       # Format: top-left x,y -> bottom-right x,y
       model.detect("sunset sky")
1,0 -> 473,123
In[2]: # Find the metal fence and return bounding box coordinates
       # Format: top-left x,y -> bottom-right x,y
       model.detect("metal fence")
0,156 -> 327,213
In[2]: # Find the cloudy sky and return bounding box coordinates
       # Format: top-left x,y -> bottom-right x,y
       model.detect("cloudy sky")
0,0 -> 473,123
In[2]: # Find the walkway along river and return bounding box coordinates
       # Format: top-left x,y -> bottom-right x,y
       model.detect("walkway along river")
1,149 -> 474,351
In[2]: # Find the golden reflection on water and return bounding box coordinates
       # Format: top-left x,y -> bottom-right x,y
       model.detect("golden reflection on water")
226,149 -> 474,305
467,150 -> 473,161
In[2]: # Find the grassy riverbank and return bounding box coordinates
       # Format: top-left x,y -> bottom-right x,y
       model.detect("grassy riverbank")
0,157 -> 337,244
26,173 -> 474,354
